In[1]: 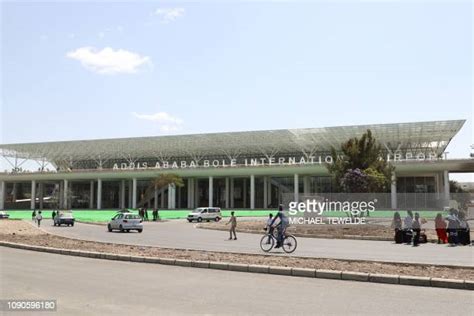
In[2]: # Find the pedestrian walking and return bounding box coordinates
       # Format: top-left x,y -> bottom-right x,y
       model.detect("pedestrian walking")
32,209 -> 36,222
226,211 -> 237,240
412,213 -> 421,247
35,211 -> 43,227
144,208 -> 149,221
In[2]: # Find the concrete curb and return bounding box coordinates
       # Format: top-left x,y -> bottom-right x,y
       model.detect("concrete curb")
0,241 -> 472,291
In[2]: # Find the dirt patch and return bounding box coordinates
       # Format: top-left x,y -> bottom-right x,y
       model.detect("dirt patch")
1,220 -> 472,281
197,220 -> 440,241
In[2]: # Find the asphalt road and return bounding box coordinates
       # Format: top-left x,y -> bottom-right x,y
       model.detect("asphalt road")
38,220 -> 474,267
2,247 -> 473,316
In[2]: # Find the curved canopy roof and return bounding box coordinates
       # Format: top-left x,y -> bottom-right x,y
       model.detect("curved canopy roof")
0,120 -> 466,163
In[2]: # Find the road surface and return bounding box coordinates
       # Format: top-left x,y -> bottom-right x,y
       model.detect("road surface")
38,220 -> 474,266
1,247 -> 473,316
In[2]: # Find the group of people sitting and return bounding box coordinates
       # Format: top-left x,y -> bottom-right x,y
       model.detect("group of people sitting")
138,208 -> 160,221
392,209 -> 471,246
435,209 -> 471,246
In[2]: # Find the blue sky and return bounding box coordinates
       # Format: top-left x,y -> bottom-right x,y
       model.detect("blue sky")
1,1 -> 472,180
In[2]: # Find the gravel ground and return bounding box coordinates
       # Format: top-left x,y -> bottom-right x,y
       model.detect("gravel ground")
1,220 -> 472,281
197,219 -> 441,240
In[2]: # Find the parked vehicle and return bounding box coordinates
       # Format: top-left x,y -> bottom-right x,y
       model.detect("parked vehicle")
54,211 -> 75,226
0,211 -> 10,219
108,213 -> 143,233
187,207 -> 222,222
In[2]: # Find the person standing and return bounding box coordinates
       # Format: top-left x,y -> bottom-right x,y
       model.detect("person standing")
35,211 -> 43,227
391,212 -> 403,244
144,208 -> 149,221
435,213 -> 448,244
412,213 -> 421,247
52,210 -> 57,220
152,208 -> 157,221
32,209 -> 36,222
226,211 -> 237,240
403,210 -> 413,244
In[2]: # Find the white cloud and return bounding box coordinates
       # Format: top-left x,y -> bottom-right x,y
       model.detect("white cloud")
132,112 -> 183,132
154,8 -> 185,23
67,47 -> 151,75
98,31 -> 105,38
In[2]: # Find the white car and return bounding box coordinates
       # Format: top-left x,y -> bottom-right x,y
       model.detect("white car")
0,211 -> 9,219
108,213 -> 143,233
187,207 -> 222,222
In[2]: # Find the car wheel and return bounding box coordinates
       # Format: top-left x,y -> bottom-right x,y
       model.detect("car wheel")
107,224 -> 112,232
214,217 -> 220,222
119,225 -> 124,233
71,223 -> 74,227
138,229 -> 143,233
197,217 -> 202,222
187,219 -> 192,223
126,229 -> 130,233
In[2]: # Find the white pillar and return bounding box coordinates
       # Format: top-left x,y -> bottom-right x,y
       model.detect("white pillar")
97,179 -> 102,210
120,180 -> 126,209
391,173 -> 397,210
160,188 -> 165,208
294,174 -> 299,202
63,179 -> 68,209
0,181 -> 5,210
250,175 -> 255,209
128,180 -> 132,208
31,180 -> 36,210
303,176 -> 310,196
154,184 -> 158,209
443,170 -> 450,204
132,178 -> 137,209
168,184 -> 175,209
187,179 -> 193,209
208,176 -> 213,207
230,178 -> 234,208
243,178 -> 247,208
89,180 -> 94,209
263,177 -> 268,209
224,177 -> 229,209
267,177 -> 272,206
39,183 -> 44,210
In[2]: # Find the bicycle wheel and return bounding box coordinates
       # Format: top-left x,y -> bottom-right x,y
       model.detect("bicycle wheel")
260,234 -> 274,252
282,235 -> 297,253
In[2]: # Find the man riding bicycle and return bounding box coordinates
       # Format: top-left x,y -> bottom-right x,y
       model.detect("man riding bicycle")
270,205 -> 289,248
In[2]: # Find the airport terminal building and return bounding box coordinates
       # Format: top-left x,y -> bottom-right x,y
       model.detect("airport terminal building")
0,120 -> 473,211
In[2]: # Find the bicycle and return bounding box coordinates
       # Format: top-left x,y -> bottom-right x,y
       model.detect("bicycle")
260,227 -> 297,253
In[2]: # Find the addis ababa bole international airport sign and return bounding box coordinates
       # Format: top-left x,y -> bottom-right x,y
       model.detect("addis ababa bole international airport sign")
111,151 -> 446,171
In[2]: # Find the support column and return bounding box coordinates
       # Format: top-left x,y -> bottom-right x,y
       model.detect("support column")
120,180 -> 126,209
128,181 -> 132,208
39,183 -> 44,210
89,181 -> 94,209
250,175 -> 255,209
267,177 -> 272,206
132,178 -> 137,209
303,176 -> 310,196
31,180 -> 36,210
294,174 -> 299,203
230,178 -> 235,208
168,184 -> 175,209
443,170 -> 450,204
160,188 -> 165,208
187,178 -> 193,209
208,176 -> 213,207
391,173 -> 397,210
225,177 -> 230,209
263,177 -> 268,209
154,184 -> 158,209
97,179 -> 102,210
0,181 -> 4,210
243,179 -> 247,208
0,181 -> 5,210
63,179 -> 68,209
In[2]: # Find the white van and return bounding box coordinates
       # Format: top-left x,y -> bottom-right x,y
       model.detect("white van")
187,207 -> 222,222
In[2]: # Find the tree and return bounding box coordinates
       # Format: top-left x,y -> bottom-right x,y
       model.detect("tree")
137,173 -> 184,207
327,130 -> 394,193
